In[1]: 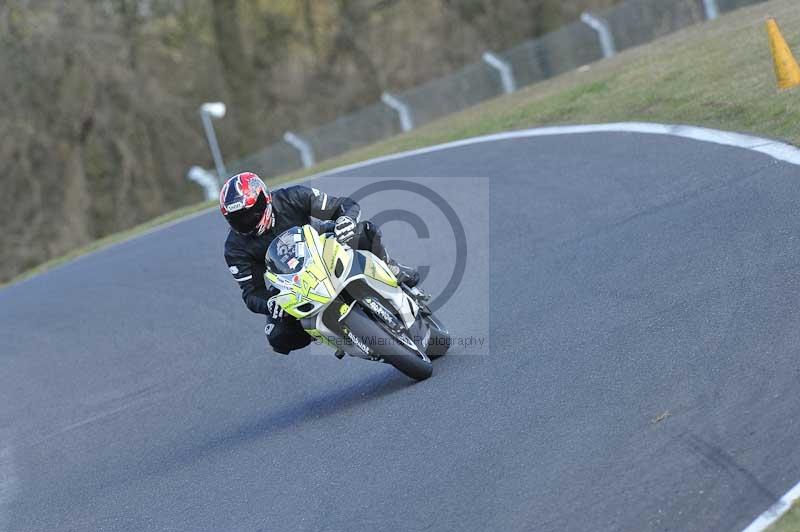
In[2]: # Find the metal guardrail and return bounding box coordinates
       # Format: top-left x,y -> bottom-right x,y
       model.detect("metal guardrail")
192,0 -> 767,191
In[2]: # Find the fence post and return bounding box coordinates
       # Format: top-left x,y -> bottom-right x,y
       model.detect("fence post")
702,0 -> 719,20
580,12 -> 616,58
283,132 -> 315,168
482,52 -> 516,94
187,166 -> 220,201
381,92 -> 414,132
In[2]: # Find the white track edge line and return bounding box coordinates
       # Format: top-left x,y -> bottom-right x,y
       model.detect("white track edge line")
742,480 -> 800,532
7,122 -> 800,290
309,122 -> 800,178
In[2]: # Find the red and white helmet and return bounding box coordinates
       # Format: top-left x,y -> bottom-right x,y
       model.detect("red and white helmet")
219,172 -> 274,235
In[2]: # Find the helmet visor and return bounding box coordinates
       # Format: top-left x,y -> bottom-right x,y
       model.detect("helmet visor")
227,192 -> 267,234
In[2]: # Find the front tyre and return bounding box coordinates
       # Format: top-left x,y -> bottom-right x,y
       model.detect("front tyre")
343,306 -> 433,381
423,312 -> 451,359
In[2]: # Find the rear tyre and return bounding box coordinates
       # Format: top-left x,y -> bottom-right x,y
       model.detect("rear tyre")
343,306 -> 433,381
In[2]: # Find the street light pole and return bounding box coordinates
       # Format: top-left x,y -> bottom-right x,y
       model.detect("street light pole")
199,102 -> 227,181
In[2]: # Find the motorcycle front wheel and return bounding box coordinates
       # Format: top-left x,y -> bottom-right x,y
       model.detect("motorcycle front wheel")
343,305 -> 433,381
423,312 -> 450,359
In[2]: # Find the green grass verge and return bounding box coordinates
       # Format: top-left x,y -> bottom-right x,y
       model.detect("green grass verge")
6,0 -> 800,288
278,0 -> 800,182
768,500 -> 800,531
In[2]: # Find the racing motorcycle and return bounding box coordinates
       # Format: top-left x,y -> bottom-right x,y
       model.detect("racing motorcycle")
264,225 -> 450,380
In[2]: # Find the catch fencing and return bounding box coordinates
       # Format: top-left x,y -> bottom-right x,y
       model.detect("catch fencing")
210,0 -> 767,184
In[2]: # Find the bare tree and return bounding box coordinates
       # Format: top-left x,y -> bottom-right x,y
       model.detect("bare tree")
2,0 -> 629,283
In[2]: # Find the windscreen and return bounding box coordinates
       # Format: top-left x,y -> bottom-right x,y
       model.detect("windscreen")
265,227 -> 306,275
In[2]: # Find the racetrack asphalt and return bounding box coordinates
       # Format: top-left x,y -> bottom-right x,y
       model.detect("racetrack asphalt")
3,131 -> 800,531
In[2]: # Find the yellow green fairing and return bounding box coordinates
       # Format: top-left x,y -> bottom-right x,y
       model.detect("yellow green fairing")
363,253 -> 398,287
320,232 -> 352,275
264,224 -> 399,319
264,225 -> 350,319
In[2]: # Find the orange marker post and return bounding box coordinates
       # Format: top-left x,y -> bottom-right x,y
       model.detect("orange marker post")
766,17 -> 800,90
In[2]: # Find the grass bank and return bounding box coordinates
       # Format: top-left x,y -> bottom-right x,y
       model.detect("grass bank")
6,0 -> 799,288
768,498 -> 800,531
280,0 -> 800,181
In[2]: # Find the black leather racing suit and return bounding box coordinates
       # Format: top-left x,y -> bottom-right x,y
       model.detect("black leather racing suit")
224,185 -> 387,354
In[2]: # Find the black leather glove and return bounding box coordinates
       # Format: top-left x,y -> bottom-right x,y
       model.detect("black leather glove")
267,298 -> 284,320
334,216 -> 357,244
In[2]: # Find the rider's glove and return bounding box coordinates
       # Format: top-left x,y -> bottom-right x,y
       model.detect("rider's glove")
267,298 -> 284,320
334,216 -> 357,244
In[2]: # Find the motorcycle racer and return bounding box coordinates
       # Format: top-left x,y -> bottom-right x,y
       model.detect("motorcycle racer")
221,172 -> 419,355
